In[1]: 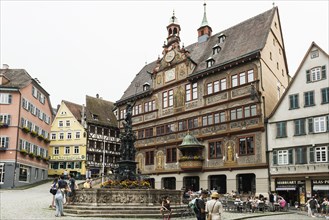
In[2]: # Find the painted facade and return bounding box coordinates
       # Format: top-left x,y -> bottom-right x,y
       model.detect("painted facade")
267,42 -> 329,206
48,101 -> 87,179
0,68 -> 52,188
116,5 -> 290,196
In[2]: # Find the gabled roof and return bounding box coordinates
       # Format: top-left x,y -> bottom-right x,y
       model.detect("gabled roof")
267,41 -> 329,119
117,7 -> 277,103
85,95 -> 118,128
0,68 -> 49,95
62,100 -> 83,122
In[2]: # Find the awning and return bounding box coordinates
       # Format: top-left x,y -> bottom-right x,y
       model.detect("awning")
313,185 -> 329,191
276,187 -> 296,191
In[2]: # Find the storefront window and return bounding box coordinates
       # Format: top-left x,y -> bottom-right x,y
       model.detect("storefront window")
19,165 -> 29,182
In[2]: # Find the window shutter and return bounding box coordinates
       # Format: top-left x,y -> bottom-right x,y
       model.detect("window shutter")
322,66 -> 327,79
63,162 -> 67,169
8,115 -> 11,125
273,150 -> 277,165
19,139 -> 23,150
288,149 -> 293,164
296,148 -> 301,164
289,96 -> 293,109
306,70 -> 311,82
8,95 -> 12,104
308,118 -> 313,133
326,115 -> 329,131
309,147 -> 314,163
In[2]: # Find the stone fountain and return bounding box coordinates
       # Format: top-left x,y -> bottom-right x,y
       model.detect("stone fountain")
66,101 -> 184,218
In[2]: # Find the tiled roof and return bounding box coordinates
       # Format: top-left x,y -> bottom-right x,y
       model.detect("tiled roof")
0,69 -> 32,89
85,95 -> 117,128
63,100 -> 83,122
118,7 -> 276,102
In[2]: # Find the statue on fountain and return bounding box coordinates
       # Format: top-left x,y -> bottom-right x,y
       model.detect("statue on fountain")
116,101 -> 138,181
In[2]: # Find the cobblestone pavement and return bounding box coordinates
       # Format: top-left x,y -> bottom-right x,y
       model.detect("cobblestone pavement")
0,181 -> 322,220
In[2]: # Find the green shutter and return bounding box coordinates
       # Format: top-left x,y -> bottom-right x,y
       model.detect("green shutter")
273,150 -> 277,165
306,70 -> 311,82
309,147 -> 314,163
8,95 -> 12,104
326,115 -> 329,131
288,149 -> 293,164
308,118 -> 313,133
321,66 -> 327,79
63,162 -> 67,169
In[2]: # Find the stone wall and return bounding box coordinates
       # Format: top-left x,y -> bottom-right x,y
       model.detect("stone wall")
73,188 -> 183,206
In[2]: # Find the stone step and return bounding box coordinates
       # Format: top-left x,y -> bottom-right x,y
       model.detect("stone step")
64,205 -> 192,218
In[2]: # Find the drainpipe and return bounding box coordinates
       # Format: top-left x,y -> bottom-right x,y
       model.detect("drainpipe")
13,90 -> 22,188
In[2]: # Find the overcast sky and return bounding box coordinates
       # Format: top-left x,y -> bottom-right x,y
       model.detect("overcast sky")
1,1 -> 328,107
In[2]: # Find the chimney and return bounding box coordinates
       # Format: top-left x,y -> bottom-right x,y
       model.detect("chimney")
2,64 -> 9,69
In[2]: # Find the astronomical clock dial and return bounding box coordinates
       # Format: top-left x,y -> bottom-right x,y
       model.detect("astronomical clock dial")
165,50 -> 175,63
165,68 -> 175,82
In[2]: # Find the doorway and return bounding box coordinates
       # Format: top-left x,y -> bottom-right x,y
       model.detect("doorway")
237,173 -> 255,195
184,176 -> 200,192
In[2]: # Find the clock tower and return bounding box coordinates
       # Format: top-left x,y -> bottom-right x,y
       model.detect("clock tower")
164,10 -> 181,50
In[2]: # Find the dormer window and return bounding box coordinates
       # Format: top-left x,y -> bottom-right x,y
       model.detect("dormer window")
212,44 -> 221,55
218,33 -> 226,44
206,57 -> 215,68
92,114 -> 98,120
143,83 -> 150,91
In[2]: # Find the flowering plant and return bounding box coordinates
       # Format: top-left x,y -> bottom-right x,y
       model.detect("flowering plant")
179,155 -> 204,161
22,126 -> 30,133
101,179 -> 151,189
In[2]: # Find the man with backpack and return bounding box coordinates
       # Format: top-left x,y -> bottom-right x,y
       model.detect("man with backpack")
309,196 -> 319,217
194,190 -> 208,220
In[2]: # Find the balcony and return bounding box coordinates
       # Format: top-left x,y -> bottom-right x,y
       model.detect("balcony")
178,133 -> 205,171
179,156 -> 204,171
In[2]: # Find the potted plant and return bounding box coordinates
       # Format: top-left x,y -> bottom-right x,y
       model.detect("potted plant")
44,138 -> 50,144
28,152 -> 35,158
20,149 -> 28,156
0,122 -> 9,128
22,126 -> 30,133
37,134 -> 44,140
36,155 -> 42,160
30,131 -> 38,137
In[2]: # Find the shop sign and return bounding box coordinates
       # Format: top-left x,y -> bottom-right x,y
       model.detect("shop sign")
312,180 -> 329,185
51,155 -> 85,160
276,180 -> 296,185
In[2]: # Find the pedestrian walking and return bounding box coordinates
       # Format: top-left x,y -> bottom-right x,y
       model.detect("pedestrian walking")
54,179 -> 65,217
49,177 -> 58,209
206,192 -> 223,220
195,190 -> 208,220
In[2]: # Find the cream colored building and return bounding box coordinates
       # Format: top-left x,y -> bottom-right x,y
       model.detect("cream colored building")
116,5 -> 290,196
48,100 -> 87,179
267,42 -> 329,206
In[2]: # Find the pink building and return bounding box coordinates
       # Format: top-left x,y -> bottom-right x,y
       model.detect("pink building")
0,66 -> 53,188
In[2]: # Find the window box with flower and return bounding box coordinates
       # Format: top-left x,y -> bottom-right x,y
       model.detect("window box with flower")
37,134 -> 44,140
22,126 -> 30,133
0,122 -> 9,128
36,155 -> 42,160
30,131 -> 38,137
20,149 -> 28,156
28,152 -> 35,158
44,138 -> 50,144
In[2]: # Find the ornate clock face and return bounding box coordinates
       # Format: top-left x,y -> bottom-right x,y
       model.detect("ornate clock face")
165,50 -> 175,63
165,68 -> 175,82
